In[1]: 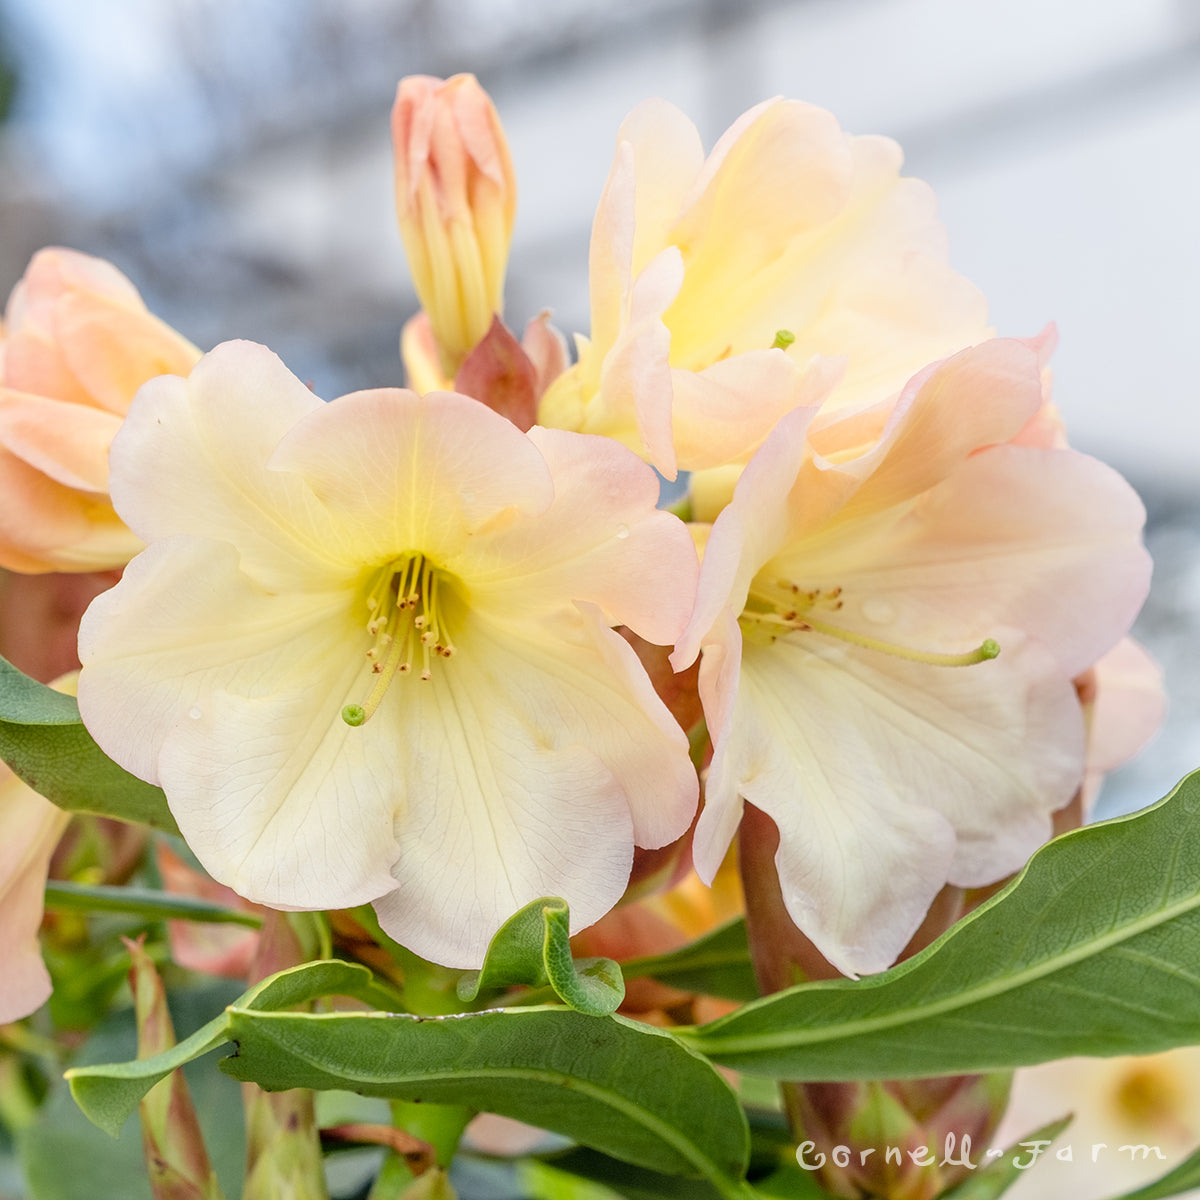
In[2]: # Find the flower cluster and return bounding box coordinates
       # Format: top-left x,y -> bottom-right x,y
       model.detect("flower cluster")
1,75 -> 1157,1005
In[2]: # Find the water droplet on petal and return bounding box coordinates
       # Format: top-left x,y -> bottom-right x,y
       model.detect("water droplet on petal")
187,706 -> 202,720
862,598 -> 895,625
616,524 -> 630,540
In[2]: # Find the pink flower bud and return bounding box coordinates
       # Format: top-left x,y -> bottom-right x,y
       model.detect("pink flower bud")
794,1073 -> 1012,1200
124,936 -> 225,1200
392,75 -> 516,377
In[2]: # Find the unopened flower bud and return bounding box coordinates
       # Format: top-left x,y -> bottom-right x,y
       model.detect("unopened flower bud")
391,74 -> 516,377
794,1073 -> 1011,1200
124,936 -> 225,1200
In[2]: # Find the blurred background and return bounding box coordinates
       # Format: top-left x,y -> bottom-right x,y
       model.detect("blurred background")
0,0 -> 1196,809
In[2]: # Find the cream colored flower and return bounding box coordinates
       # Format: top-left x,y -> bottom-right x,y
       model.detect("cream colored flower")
78,341 -> 699,967
672,338 -> 1151,976
539,97 -> 990,481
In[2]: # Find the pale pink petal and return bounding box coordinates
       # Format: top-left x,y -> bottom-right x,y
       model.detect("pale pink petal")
463,1114 -> 548,1157
586,141 -> 637,361
816,338 -> 1044,525
593,246 -> 683,477
400,313 -> 452,394
53,290 -> 200,414
613,98 -> 705,280
109,341 -> 349,588
1087,638 -> 1165,776
699,634 -> 1083,975
0,765 -> 70,1022
672,401 -> 822,671
0,442 -> 139,573
766,445 -> 1150,683
156,844 -> 262,979
268,388 -> 555,566
3,248 -> 199,414
0,388 -> 121,492
668,351 -> 841,471
468,426 -> 697,647
520,311 -> 568,400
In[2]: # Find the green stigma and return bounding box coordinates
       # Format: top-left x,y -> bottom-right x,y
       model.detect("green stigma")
979,638 -> 1001,661
341,704 -> 366,727
772,329 -> 796,350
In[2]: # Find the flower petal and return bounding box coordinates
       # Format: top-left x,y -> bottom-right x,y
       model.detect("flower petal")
668,350 -> 841,471
0,442 -> 138,573
267,387 -> 555,567
78,536 -> 406,909
0,387 -> 121,492
699,633 -> 1083,975
371,603 -> 696,967
109,341 -> 349,588
776,445 -> 1150,680
0,766 -> 70,1022
468,426 -> 698,646
1087,638 -> 1165,777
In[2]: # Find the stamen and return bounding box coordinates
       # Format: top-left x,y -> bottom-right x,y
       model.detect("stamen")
741,578 -> 999,668
341,553 -> 459,726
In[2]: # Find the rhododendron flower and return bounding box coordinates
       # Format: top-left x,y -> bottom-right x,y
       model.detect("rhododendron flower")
539,96 -> 990,480
0,247 -> 201,573
393,74 -> 516,377
672,338 -> 1150,976
77,341 -> 699,967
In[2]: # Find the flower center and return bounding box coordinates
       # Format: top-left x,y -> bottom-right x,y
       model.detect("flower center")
740,577 -> 999,667
341,554 -> 459,727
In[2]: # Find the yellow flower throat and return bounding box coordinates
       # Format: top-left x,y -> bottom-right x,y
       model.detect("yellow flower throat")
341,554 -> 457,727
740,577 -> 999,667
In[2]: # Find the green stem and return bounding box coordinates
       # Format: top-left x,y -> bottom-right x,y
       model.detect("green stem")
43,881 -> 262,927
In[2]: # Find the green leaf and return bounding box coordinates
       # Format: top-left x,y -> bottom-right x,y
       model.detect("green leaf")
530,1147 -> 731,1200
218,1005 -> 751,1191
1102,1140 -> 1200,1200
679,771 -> 1200,1078
457,896 -> 624,1016
66,959 -> 372,1136
0,653 -> 177,832
943,1116 -> 1071,1200
622,918 -> 759,1003
44,881 -> 263,927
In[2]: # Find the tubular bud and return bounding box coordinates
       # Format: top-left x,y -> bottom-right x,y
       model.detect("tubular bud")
391,74 -> 516,378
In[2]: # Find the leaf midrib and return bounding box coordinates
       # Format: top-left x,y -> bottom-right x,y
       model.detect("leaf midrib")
230,1010 -> 747,1188
687,884 -> 1200,1056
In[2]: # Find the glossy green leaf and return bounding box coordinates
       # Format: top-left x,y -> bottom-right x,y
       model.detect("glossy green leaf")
1104,1141 -> 1200,1200
218,1005 -> 751,1191
457,896 -> 624,1015
680,771 -> 1200,1078
0,653 -> 177,832
66,959 -> 372,1136
622,918 -> 759,1003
